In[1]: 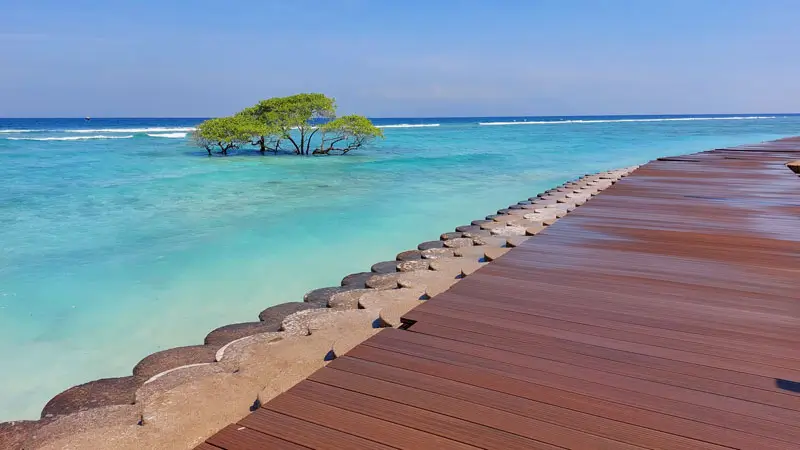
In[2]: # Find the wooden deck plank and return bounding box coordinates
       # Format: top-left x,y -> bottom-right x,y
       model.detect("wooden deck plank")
406,315 -> 785,392
353,340 -> 800,444
239,408 -> 395,450
309,366 -> 731,450
324,357 -> 796,450
283,381 -> 567,450
199,140 -> 800,449
401,306 -> 800,380
407,321 -> 800,411
424,294 -> 800,369
205,424 -> 307,450
264,393 -> 486,450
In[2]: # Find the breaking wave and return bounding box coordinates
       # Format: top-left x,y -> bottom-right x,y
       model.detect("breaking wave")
0,129 -> 41,133
377,124 -> 440,128
65,127 -> 196,133
146,132 -> 188,139
6,135 -> 135,141
479,116 -> 778,126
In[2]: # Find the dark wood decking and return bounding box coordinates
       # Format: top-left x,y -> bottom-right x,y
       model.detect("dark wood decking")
200,138 -> 800,449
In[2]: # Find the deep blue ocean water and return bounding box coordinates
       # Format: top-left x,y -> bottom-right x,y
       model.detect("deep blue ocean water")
1,114 -> 799,421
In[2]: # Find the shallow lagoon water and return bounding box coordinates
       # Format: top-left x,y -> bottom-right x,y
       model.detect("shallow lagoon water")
1,115 -> 799,420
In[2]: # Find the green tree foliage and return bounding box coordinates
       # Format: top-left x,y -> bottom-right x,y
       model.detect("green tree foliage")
236,107 -> 282,153
191,93 -> 383,156
250,93 -> 336,155
191,116 -> 267,155
316,115 -> 384,155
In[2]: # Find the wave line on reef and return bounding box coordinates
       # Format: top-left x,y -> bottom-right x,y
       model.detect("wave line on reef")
479,116 -> 778,126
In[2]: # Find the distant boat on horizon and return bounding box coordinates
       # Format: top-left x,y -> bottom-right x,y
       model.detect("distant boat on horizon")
84,117 -> 91,121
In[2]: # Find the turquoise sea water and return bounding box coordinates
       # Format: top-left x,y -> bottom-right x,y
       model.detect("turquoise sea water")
1,114 -> 798,421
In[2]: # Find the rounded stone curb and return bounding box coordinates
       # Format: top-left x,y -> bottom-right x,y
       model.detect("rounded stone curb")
215,332 -> 284,365
259,301 -> 318,324
396,271 -> 460,297
471,219 -> 492,226
27,404 -> 141,450
340,272 -> 374,288
490,225 -> 527,236
303,286 -> 359,305
421,248 -> 455,259
132,345 -> 219,381
787,160 -> 800,174
397,259 -> 431,272
526,223 -> 546,235
440,231 -> 463,240
379,299 -> 425,328
358,288 -> 426,310
479,221 -> 506,231
443,237 -> 474,248
365,273 -> 401,289
429,257 -> 485,277
371,260 -> 399,273
396,249 -> 423,261
280,308 -> 329,335
136,363 -> 224,406
308,308 -> 378,334
41,376 -> 139,419
0,420 -> 42,450
328,289 -> 372,309
506,236 -> 531,247
455,224 -> 481,233
472,236 -> 508,247
204,321 -> 272,346
462,229 -> 491,238
417,240 -> 445,250
453,245 -> 494,260
484,247 -> 512,261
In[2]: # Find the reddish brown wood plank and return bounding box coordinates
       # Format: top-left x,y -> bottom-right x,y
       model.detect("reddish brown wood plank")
239,408 -> 395,450
407,320 -> 800,411
309,365 -> 733,450
324,357 -> 796,450
282,382 -> 565,450
353,339 -> 800,444
264,393 -> 485,450
206,424 -> 307,450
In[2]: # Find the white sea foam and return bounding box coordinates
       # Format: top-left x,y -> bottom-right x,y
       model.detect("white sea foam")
378,123 -> 440,128
0,129 -> 41,133
147,132 -> 188,138
66,127 -> 196,133
478,116 -> 778,126
6,135 -> 135,141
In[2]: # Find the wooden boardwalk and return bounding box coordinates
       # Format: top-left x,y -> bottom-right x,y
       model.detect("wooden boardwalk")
199,138 -> 800,449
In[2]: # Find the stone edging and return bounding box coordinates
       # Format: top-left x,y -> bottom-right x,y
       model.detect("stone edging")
0,166 -> 638,450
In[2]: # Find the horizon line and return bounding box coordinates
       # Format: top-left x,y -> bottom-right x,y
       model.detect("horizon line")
1,112 -> 798,120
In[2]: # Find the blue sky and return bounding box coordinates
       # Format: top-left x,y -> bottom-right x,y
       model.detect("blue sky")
1,0 -> 798,117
